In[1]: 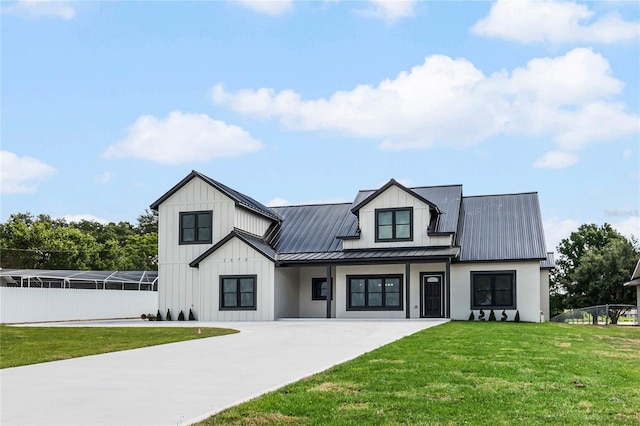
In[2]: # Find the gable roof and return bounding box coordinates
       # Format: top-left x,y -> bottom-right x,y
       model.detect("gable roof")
458,193 -> 547,261
190,228 -> 277,267
150,171 -> 282,222
624,258 -> 640,287
351,179 -> 441,215
540,252 -> 555,270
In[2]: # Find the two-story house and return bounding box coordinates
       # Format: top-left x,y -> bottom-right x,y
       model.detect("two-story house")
150,171 -> 553,322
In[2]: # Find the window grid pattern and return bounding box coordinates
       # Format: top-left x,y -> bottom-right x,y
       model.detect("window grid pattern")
471,271 -> 516,310
220,275 -> 256,310
376,208 -> 413,242
180,211 -> 212,244
348,275 -> 403,311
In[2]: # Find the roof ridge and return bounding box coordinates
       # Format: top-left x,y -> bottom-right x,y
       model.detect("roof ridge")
271,202 -> 352,208
463,191 -> 538,198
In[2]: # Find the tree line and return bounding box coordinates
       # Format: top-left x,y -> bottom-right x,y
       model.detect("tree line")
551,223 -> 638,321
0,210 -> 158,271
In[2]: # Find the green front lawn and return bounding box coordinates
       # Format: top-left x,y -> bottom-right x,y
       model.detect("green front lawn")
202,322 -> 640,425
0,326 -> 238,368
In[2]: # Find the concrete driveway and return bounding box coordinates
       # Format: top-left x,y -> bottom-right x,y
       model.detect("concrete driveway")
1,319 -> 447,426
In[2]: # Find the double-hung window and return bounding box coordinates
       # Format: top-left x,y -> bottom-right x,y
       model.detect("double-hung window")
179,211 -> 212,244
375,208 -> 412,242
220,275 -> 256,310
347,275 -> 402,310
471,271 -> 516,309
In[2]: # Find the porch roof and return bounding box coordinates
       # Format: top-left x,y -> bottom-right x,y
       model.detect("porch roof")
276,246 -> 460,265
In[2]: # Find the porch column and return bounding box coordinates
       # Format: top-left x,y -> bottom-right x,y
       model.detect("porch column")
326,265 -> 332,319
445,258 -> 451,318
405,263 -> 411,319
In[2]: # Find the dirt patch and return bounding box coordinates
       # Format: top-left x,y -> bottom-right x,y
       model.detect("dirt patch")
578,400 -> 593,408
240,412 -> 303,425
557,342 -> 571,347
307,381 -> 358,393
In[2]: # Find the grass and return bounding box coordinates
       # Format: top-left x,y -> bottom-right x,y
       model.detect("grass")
0,325 -> 238,368
201,322 -> 640,426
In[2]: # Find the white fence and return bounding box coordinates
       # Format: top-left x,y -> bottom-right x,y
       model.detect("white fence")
0,287 -> 158,324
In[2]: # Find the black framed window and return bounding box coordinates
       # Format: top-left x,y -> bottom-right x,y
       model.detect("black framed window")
471,271 -> 516,309
179,211 -> 212,244
375,208 -> 412,242
312,278 -> 333,300
220,275 -> 256,310
347,275 -> 403,310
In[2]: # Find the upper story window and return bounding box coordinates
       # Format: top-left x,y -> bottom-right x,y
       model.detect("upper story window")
179,211 -> 212,244
375,208 -> 413,242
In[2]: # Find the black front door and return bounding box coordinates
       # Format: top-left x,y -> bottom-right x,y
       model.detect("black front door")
422,275 -> 443,317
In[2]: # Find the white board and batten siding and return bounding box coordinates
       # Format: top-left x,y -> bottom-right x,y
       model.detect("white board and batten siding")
343,185 -> 446,250
449,261 -> 542,323
196,238 -> 275,321
157,176 -> 277,321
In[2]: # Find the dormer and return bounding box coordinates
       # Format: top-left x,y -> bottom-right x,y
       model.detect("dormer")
342,179 -> 454,250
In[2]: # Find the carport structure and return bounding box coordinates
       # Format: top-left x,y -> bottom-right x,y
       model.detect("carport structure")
0,269 -> 158,291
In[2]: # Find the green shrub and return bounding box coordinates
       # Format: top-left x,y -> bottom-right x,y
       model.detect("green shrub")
501,310 -> 507,321
189,309 -> 196,321
514,310 -> 520,322
156,310 -> 162,321
468,311 -> 475,321
478,309 -> 485,321
488,310 -> 496,321
178,310 -> 185,321
166,309 -> 172,321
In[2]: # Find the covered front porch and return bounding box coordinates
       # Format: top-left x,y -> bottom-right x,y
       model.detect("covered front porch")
273,254 -> 456,320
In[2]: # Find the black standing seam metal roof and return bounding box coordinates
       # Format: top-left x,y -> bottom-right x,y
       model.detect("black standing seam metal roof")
458,193 -> 547,262
269,203 -> 357,254
540,252 -> 555,269
150,171 -> 282,222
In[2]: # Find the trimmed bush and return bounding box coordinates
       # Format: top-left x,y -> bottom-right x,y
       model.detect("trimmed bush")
156,310 -> 162,321
166,309 -> 172,321
478,309 -> 486,321
514,310 -> 520,322
189,309 -> 196,321
468,311 -> 475,321
501,310 -> 508,321
178,310 -> 185,321
488,310 -> 496,321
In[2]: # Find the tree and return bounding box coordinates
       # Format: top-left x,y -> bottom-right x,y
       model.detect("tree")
0,211 -> 158,271
551,223 -> 638,322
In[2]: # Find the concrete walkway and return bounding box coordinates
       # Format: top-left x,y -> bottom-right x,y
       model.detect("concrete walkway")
1,319 -> 447,426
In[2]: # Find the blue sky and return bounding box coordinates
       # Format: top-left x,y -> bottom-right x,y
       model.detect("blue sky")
2,0 -> 639,252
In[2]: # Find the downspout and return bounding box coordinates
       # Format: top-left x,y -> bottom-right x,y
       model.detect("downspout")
326,265 -> 332,319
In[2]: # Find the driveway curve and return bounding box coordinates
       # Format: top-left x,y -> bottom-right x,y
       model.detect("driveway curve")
1,319 -> 447,426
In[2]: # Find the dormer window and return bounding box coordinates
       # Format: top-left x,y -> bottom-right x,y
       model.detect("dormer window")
179,211 -> 212,244
375,207 -> 413,242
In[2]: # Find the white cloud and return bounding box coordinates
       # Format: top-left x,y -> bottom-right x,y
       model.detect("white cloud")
612,216 -> 640,240
471,0 -> 640,44
544,218 -> 581,253
237,0 -> 293,16
267,197 -> 290,207
212,48 -> 639,160
0,150 -> 56,194
103,111 -> 263,164
2,0 -> 76,20
60,214 -> 109,224
533,151 -> 579,169
359,0 -> 417,23
95,171 -> 112,184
